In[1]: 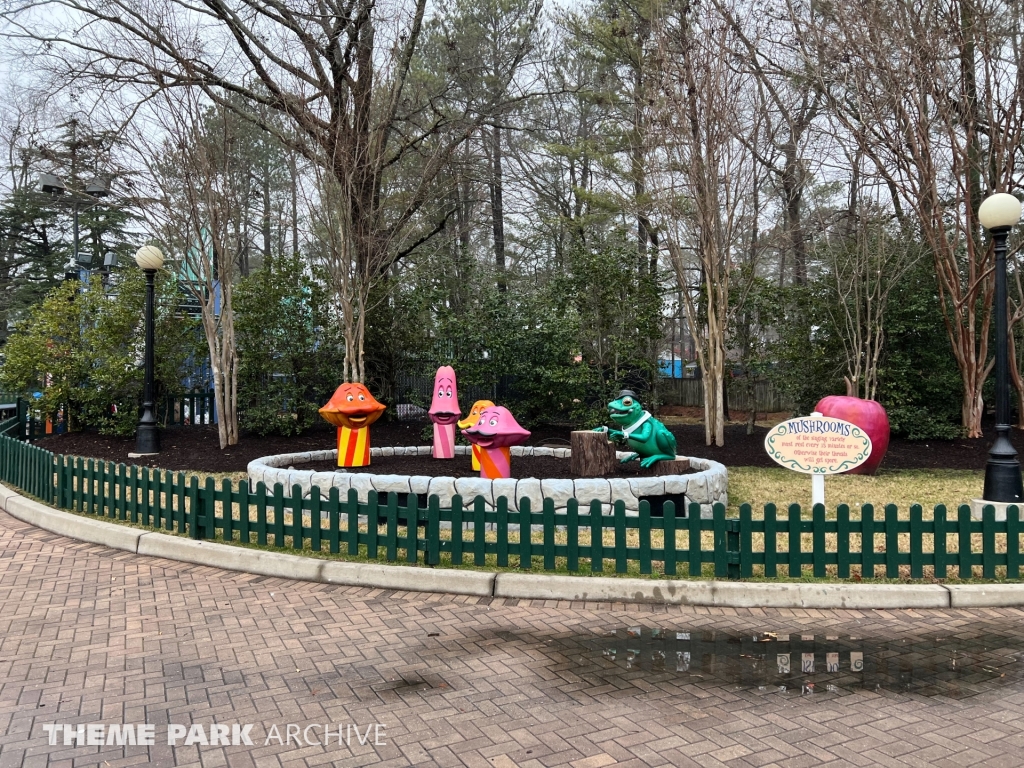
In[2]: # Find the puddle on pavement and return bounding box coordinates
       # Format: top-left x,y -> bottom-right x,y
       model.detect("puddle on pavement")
579,627 -> 1023,698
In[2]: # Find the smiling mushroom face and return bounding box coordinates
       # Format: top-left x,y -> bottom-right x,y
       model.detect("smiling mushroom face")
319,383 -> 386,430
457,399 -> 495,430
428,365 -> 462,425
462,406 -> 531,449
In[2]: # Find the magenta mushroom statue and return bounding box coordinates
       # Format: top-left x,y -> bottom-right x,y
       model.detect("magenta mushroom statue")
428,366 -> 461,459
461,405 -> 531,479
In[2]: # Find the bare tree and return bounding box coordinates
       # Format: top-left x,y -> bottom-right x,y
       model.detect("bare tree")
823,200 -> 922,401
3,0 -> 526,383
655,0 -> 761,446
708,0 -> 821,288
130,89 -> 243,448
800,0 -> 1024,437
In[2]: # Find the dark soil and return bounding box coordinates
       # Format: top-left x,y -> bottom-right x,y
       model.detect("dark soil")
305,453 -> 693,480
34,419 -> 996,474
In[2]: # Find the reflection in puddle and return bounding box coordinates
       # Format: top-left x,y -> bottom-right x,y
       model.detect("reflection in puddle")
584,627 -> 1022,698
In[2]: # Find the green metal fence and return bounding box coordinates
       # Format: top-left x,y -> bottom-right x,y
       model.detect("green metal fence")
160,391 -> 216,426
0,392 -> 216,441
1,432 -> 1022,580
0,415 -> 21,440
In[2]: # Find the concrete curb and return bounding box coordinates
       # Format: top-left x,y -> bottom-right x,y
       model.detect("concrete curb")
5,493 -> 146,553
3,481 -> 1024,608
0,483 -> 494,597
946,584 -> 1024,607
134,534 -> 495,596
320,561 -> 494,596
492,573 -> 950,609
137,535 -> 324,582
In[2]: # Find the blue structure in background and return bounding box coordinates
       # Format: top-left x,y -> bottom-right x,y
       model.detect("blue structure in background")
658,359 -> 699,378
659,359 -> 684,378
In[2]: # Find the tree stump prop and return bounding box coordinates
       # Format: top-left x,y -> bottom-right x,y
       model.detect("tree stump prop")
571,431 -> 617,477
653,458 -> 690,474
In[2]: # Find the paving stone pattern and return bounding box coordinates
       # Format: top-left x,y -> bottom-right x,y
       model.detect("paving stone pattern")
2,508 -> 1024,768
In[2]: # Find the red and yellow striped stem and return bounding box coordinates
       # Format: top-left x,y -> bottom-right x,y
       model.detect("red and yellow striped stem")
337,426 -> 370,467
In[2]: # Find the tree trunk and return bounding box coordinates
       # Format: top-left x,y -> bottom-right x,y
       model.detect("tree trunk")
262,157 -> 272,265
1009,328 -> 1024,429
202,310 -> 239,449
705,338 -> 726,447
489,123 -> 507,292
571,431 -> 617,477
962,385 -> 984,440
290,153 -> 299,257
782,144 -> 806,286
746,375 -> 757,435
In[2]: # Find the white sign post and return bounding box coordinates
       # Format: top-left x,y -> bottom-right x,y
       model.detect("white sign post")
764,412 -> 873,509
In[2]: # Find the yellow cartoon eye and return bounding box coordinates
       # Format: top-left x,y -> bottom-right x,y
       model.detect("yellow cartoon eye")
623,397 -> 633,407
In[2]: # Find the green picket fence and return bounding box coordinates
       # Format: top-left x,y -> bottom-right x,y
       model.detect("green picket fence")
1,433 -> 1023,580
0,431 -> 57,502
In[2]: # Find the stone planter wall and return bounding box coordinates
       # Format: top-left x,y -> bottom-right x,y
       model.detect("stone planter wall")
247,445 -> 728,517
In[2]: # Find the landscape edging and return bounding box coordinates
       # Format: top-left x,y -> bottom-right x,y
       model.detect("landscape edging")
4,482 -> 1024,608
245,448 -> 729,516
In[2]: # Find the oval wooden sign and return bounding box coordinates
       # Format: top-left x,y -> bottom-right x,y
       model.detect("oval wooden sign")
764,415 -> 872,474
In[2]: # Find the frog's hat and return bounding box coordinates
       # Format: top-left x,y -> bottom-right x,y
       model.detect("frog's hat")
617,389 -> 639,400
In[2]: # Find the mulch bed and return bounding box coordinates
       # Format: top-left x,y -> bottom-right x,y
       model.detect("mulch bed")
304,453 -> 693,480
34,419 -> 998,475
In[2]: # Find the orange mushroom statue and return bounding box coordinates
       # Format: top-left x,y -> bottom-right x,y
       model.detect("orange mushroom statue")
319,383 -> 386,468
457,399 -> 495,471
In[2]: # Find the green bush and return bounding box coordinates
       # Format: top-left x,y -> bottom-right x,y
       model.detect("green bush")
389,230 -> 662,428
0,271 -> 199,435
234,254 -> 345,436
875,261 -> 962,439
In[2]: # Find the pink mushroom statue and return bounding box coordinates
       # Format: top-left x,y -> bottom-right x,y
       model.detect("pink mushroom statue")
461,406 -> 531,479
428,366 -> 461,459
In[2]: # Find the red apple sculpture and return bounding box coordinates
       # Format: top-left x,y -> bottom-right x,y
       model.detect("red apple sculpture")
813,395 -> 890,475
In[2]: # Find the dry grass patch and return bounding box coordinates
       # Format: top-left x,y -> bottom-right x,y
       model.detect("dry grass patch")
728,467 -> 984,514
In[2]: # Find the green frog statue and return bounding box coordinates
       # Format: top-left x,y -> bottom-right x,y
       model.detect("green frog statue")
596,390 -> 678,468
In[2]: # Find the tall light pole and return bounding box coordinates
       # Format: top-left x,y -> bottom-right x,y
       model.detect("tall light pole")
133,245 -> 164,456
37,174 -> 114,280
980,193 -> 1024,502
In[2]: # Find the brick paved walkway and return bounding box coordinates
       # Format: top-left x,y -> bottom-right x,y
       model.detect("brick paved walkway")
2,509 -> 1024,768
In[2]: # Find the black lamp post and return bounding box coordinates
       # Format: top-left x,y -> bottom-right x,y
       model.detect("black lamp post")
134,245 -> 164,456
980,193 -> 1024,502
